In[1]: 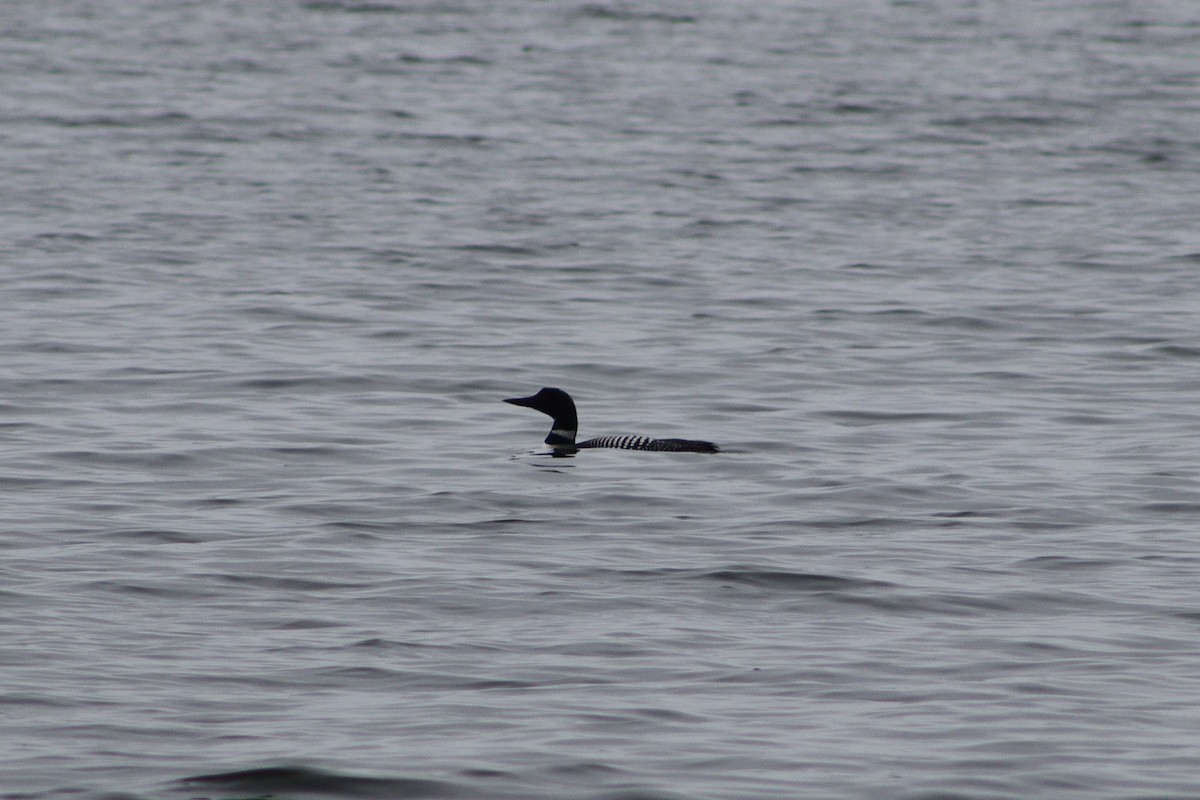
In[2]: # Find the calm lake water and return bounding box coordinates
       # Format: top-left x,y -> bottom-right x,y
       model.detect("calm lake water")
4,1 -> 1200,798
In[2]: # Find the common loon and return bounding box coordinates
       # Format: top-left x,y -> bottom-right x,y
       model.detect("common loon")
504,387 -> 719,454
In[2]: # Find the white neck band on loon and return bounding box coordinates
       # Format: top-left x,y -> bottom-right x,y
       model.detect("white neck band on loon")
545,428 -> 576,446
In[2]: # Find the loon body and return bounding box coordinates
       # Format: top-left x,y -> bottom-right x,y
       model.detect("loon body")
504,387 -> 719,454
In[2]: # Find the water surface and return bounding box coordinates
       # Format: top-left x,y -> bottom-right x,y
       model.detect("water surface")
4,2 -> 1200,798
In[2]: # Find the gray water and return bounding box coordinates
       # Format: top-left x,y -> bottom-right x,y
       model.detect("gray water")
4,1 -> 1200,798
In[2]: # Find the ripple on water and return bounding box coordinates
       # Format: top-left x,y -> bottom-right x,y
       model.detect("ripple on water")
181,766 -> 465,799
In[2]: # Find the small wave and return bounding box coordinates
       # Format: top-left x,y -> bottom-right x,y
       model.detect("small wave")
0,475 -> 94,490
107,527 -> 207,544
845,588 -> 1108,617
545,761 -> 624,777
382,131 -> 492,147
1139,501 -> 1200,514
233,373 -> 391,391
1016,555 -> 1119,571
937,112 -> 1069,130
304,666 -> 539,691
85,579 -> 217,600
45,449 -> 197,469
802,516 -> 905,530
395,53 -> 492,66
301,0 -> 415,11
181,765 -> 462,798
701,568 -> 890,593
1152,344 -> 1200,359
212,573 -> 365,592
27,111 -> 190,128
817,409 -> 968,425
921,314 -> 1007,331
581,566 -> 889,594
576,4 -> 697,23
451,242 -> 542,256
1052,413 -> 1118,426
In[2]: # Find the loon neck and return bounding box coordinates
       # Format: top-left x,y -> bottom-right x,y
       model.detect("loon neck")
545,427 -> 577,448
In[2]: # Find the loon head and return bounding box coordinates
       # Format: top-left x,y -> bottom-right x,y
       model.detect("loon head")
504,387 -> 578,448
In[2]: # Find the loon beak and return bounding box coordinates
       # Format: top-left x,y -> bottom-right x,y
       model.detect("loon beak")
504,394 -> 539,409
